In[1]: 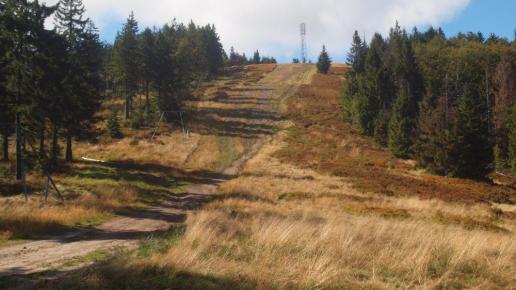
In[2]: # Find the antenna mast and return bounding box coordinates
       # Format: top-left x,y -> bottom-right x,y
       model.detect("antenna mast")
300,23 -> 307,63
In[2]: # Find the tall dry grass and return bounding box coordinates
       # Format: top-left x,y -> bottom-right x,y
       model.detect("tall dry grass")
165,208 -> 515,289
155,66 -> 516,289
160,133 -> 516,289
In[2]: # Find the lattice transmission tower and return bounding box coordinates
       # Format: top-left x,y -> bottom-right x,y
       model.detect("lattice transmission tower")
300,23 -> 307,63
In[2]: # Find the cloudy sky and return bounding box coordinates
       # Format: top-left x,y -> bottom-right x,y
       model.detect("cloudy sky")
44,0 -> 516,63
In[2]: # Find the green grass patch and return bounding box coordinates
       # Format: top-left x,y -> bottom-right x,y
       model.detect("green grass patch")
137,225 -> 186,258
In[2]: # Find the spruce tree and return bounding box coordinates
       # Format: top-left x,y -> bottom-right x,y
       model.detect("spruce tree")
253,50 -> 261,64
139,27 -> 155,113
107,112 -> 122,138
346,30 -> 367,73
54,0 -> 102,162
451,88 -> 493,178
357,33 -> 388,135
388,88 -> 414,158
3,0 -> 55,178
112,12 -> 139,119
317,45 -> 331,74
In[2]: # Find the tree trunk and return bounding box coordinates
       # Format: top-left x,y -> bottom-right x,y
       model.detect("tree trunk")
2,132 -> 8,161
51,124 -> 58,168
15,111 -> 22,180
125,97 -> 130,119
65,128 -> 73,163
39,126 -> 45,159
145,80 -> 150,112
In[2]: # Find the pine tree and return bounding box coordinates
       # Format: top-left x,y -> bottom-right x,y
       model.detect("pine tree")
451,87 -> 493,178
203,24 -> 224,75
3,0 -> 55,178
54,0 -> 87,43
139,27 -> 155,113
388,88 -> 414,158
507,105 -> 516,171
107,112 -> 122,138
253,50 -> 261,64
54,0 -> 102,162
357,33 -> 388,135
112,12 -> 139,119
346,30 -> 367,73
317,45 -> 331,74
0,15 -> 11,161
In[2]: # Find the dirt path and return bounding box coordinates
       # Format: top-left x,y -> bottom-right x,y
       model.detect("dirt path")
0,64 -> 314,283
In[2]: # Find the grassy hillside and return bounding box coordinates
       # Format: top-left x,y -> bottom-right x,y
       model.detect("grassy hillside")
27,65 -> 516,289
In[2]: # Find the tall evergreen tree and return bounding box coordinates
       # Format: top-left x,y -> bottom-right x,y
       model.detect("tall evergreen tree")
112,12 -> 139,119
139,27 -> 155,113
388,87 -> 414,158
252,50 -> 261,64
317,45 -> 332,74
54,0 -> 102,162
346,30 -> 367,73
451,87 -> 493,178
3,0 -> 55,178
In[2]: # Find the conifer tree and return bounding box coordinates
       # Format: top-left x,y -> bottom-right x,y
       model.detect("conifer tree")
3,0 -> 55,178
112,12 -> 139,119
317,45 -> 331,74
346,30 -> 367,73
253,50 -> 261,64
203,24 -> 224,75
451,87 -> 493,178
388,88 -> 414,158
107,112 -> 122,138
54,0 -> 102,162
139,27 -> 155,113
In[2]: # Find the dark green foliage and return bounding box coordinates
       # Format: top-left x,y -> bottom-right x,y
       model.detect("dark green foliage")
317,45 -> 331,74
346,30 -> 367,73
228,47 -> 247,66
107,112 -> 122,138
252,50 -> 261,64
507,106 -> 516,171
343,23 -> 515,179
388,90 -> 413,158
450,90 -> 493,178
112,12 -> 139,119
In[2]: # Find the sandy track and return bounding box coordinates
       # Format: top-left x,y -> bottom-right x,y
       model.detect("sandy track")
0,64 -> 314,284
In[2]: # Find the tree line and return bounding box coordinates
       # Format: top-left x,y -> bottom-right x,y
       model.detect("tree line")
0,0 -> 245,182
228,47 -> 277,66
0,0 -> 103,180
343,23 -> 516,179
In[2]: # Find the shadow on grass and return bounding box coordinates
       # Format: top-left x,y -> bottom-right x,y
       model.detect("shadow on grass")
185,107 -> 282,139
26,263 -> 256,290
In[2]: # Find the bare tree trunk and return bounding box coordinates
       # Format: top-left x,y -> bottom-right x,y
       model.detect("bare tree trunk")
65,128 -> 73,163
2,132 -> 8,161
51,124 -> 58,167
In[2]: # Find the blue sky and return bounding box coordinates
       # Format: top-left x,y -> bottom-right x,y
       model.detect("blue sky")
46,0 -> 515,63
440,0 -> 515,41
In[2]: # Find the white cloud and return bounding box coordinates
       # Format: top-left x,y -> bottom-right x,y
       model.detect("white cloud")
44,0 -> 470,62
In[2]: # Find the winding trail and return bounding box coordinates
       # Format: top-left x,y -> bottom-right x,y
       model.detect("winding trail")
0,64 -> 314,285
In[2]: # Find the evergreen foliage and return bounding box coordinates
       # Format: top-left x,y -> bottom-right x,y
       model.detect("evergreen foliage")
343,23 -> 516,178
107,112 -> 122,138
317,45 -> 331,74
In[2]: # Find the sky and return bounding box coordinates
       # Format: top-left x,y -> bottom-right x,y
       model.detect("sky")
44,0 -> 516,63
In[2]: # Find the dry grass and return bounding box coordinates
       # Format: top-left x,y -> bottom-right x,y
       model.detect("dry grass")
158,125 -> 516,289
150,64 -> 515,289
9,64 -> 516,289
0,64 -> 282,245
276,68 -> 516,205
